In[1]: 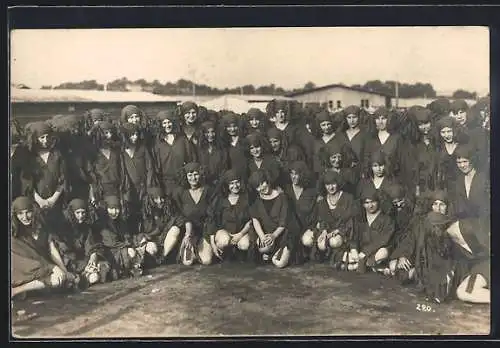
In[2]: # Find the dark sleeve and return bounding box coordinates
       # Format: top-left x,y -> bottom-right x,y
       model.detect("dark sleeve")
297,128 -> 315,168
363,216 -> 395,256
145,146 -> 159,188
56,152 -> 68,193
84,229 -> 105,258
390,217 -> 418,260
277,194 -> 289,227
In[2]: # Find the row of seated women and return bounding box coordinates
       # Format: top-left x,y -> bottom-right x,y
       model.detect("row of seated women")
12,159 -> 490,305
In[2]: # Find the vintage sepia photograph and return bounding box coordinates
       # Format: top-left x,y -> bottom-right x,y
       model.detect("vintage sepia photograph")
10,26 -> 490,338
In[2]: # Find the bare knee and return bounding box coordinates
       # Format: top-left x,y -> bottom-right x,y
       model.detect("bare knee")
164,226 -> 181,244
301,230 -> 315,247
198,239 -> 213,265
145,242 -> 158,256
317,237 -> 327,251
375,248 -> 389,262
237,235 -> 250,251
328,235 -> 343,249
272,247 -> 290,268
215,230 -> 231,249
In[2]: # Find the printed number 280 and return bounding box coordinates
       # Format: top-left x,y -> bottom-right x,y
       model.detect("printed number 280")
416,304 -> 432,312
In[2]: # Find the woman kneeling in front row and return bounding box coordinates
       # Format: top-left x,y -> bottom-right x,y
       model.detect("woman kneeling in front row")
249,169 -> 300,268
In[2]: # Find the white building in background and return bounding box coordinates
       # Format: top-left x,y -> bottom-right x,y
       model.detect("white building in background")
286,84 -> 392,111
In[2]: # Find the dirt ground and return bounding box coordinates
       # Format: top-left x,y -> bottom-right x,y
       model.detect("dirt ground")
11,262 -> 490,338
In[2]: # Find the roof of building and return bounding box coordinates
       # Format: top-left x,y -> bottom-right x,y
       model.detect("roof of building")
286,84 -> 393,98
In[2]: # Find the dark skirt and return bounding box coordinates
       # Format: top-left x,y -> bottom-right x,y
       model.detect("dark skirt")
11,237 -> 54,288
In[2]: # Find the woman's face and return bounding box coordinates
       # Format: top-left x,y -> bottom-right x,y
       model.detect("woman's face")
16,209 -> 33,226
325,182 -> 339,195
74,208 -> 87,224
93,118 -> 102,125
107,207 -> 120,220
257,181 -> 270,195
418,122 -> 431,135
153,196 -> 164,209
249,117 -> 260,129
129,131 -> 139,145
275,109 -> 287,123
440,127 -> 454,143
392,198 -> 406,210
320,121 -> 333,135
431,200 -> 447,215
452,110 -> 467,126
269,138 -> 281,153
228,179 -> 241,195
372,163 -> 385,177
204,127 -> 216,143
162,119 -> 174,134
375,116 -> 388,131
37,134 -> 50,148
226,123 -> 238,136
104,130 -> 113,140
329,153 -> 343,168
290,169 -> 300,186
187,170 -> 200,188
184,109 -> 197,125
346,114 -> 359,129
363,199 -> 379,214
127,114 -> 141,125
249,145 -> 262,158
456,157 -> 473,174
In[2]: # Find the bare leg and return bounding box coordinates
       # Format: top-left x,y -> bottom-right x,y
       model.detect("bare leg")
457,274 -> 490,304
163,226 -> 181,258
12,280 -> 46,297
272,247 -> 291,268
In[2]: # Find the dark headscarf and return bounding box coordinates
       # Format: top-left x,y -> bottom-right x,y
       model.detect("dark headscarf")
12,196 -> 34,213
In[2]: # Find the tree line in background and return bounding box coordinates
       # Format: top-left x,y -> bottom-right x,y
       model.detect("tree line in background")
38,78 -> 479,99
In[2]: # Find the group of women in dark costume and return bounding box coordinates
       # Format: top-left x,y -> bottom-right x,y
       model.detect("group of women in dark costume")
10,97 -> 490,306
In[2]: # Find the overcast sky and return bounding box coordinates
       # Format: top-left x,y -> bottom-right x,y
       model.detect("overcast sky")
10,27 -> 489,96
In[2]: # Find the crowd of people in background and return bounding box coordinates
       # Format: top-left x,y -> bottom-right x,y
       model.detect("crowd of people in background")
10,97 -> 490,306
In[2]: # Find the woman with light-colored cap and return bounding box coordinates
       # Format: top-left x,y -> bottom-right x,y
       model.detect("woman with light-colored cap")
120,104 -> 156,155
51,198 -> 110,287
152,109 -> 198,197
139,187 -> 185,265
173,162 -> 216,266
11,196 -> 79,299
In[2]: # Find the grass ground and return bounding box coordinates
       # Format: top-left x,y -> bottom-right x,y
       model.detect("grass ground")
11,262 -> 490,338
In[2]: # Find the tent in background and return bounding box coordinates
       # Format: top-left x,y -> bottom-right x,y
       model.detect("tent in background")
200,95 -> 254,114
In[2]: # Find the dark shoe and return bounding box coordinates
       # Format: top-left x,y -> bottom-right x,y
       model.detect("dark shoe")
358,259 -> 367,274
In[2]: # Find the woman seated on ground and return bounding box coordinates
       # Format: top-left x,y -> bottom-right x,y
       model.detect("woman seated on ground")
173,162 -> 215,266
351,186 -> 395,273
447,218 -> 490,304
286,161 -> 318,262
11,197 -> 78,299
205,169 -> 255,263
96,195 -> 144,280
387,190 -> 448,283
52,198 -> 111,288
314,171 -> 359,267
249,169 -> 300,268
138,187 -> 185,265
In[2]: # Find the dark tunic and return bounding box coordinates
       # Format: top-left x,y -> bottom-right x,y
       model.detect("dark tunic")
11,223 -> 55,287
91,148 -> 123,200
364,133 -> 417,193
271,124 -> 314,169
52,220 -> 105,274
339,129 -> 369,170
312,134 -> 354,176
227,137 -> 249,179
316,192 -> 358,263
138,206 -> 185,246
436,144 -> 461,193
353,211 -> 395,263
153,136 -> 197,196
247,154 -> 283,188
414,140 -> 440,194
356,177 -> 399,214
449,171 -> 490,224
207,193 -> 252,238
250,191 -> 300,254
196,146 -> 228,186
32,150 -> 67,199
11,145 -> 33,200
174,186 -> 213,240
97,217 -> 134,276
285,186 -> 318,233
